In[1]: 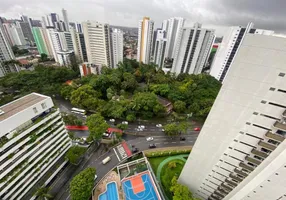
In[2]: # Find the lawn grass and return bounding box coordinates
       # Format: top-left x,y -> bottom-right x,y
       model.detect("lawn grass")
161,159 -> 185,199
148,156 -> 169,175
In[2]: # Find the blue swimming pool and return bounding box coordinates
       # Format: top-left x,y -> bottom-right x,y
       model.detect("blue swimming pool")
98,181 -> 119,200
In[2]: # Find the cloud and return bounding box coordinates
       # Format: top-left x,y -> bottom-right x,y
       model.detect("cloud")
0,0 -> 285,36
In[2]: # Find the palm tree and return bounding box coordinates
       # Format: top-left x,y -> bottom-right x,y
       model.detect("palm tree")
36,186 -> 53,200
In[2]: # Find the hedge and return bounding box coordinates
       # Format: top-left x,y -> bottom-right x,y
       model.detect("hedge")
145,149 -> 191,158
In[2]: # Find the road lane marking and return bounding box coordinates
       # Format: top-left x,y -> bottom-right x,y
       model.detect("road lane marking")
113,148 -> 120,161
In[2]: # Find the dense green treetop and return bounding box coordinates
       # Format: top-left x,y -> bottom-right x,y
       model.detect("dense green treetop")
70,167 -> 96,200
170,177 -> 200,200
86,113 -> 109,141
65,146 -> 87,165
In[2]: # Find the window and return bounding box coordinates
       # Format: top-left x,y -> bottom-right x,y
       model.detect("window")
33,107 -> 38,114
41,103 -> 47,109
278,73 -> 285,77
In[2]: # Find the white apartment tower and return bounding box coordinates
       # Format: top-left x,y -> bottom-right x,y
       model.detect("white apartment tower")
0,93 -> 71,200
153,29 -> 167,68
163,17 -> 185,59
110,28 -> 123,68
210,23 -> 274,82
70,27 -> 87,62
179,34 -> 286,200
171,23 -> 215,75
62,8 -> 69,32
82,21 -> 111,67
137,17 -> 154,64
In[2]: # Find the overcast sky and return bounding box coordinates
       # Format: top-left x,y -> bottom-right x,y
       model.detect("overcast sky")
1,0 -> 285,36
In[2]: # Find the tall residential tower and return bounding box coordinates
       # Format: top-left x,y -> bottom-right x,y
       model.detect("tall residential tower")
179,34 -> 286,200
110,28 -> 123,68
137,17 -> 154,64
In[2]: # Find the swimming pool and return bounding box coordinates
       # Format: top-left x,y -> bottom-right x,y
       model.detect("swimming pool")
98,181 -> 119,200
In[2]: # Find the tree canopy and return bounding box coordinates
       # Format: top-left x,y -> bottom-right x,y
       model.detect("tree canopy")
170,177 -> 199,200
70,167 -> 96,200
65,146 -> 87,165
86,113 -> 109,141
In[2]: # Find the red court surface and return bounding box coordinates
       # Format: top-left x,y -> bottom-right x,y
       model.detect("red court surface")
65,125 -> 89,131
122,141 -> 132,157
131,176 -> 145,194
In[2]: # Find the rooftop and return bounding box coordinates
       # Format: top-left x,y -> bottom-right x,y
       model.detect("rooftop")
0,93 -> 48,121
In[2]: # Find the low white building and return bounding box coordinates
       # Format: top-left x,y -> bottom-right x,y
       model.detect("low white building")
0,93 -> 71,200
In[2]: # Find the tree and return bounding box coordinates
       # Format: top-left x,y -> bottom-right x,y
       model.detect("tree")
116,123 -> 128,131
63,114 -> 83,126
35,186 -> 53,200
163,123 -> 181,136
70,167 -> 96,200
126,113 -> 136,122
178,122 -> 190,134
174,100 -> 186,113
65,146 -> 87,165
170,177 -> 199,200
168,161 -> 177,169
61,85 -> 75,100
86,113 -> 109,141
40,53 -> 48,62
121,72 -> 138,91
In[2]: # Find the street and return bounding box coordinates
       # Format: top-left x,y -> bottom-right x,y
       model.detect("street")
50,134 -> 198,200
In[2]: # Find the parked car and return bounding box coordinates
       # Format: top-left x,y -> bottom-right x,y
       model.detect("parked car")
156,124 -> 162,127
132,147 -> 139,153
138,125 -> 145,129
161,129 -> 165,132
146,137 -> 154,141
122,121 -> 128,125
194,127 -> 201,131
149,144 -> 156,148
180,137 -> 186,141
110,119 -> 115,122
94,174 -> 98,180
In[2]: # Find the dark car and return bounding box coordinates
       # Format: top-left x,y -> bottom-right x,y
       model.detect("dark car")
149,144 -> 156,148
180,137 -> 186,141
132,147 -> 139,153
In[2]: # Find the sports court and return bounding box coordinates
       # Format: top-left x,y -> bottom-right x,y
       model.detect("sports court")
122,171 -> 161,200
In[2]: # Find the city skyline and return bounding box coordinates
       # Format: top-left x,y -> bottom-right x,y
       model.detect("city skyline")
1,0 -> 286,37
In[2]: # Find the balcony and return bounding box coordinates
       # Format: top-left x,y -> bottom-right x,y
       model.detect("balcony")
258,141 -> 276,151
217,187 -> 228,195
234,168 -> 248,177
251,149 -> 269,159
282,110 -> 286,118
245,156 -> 261,166
213,191 -> 225,198
265,131 -> 285,142
225,179 -> 238,187
239,162 -> 254,172
230,174 -> 243,182
273,121 -> 286,131
210,195 -> 221,200
221,183 -> 232,192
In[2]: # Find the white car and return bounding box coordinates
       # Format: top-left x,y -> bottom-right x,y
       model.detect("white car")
146,137 -> 154,141
156,124 -> 162,127
109,119 -> 115,122
122,121 -> 128,125
139,125 -> 145,129
161,129 -> 165,132
94,174 -> 98,181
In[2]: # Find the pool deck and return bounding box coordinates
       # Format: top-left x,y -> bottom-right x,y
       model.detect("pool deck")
93,171 -> 124,200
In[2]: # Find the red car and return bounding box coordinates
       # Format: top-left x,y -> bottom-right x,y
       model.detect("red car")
194,127 -> 201,131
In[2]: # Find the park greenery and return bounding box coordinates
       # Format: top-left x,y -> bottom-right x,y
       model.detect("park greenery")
163,122 -> 190,137
171,177 -> 200,200
62,114 -> 83,126
70,167 -> 96,200
62,59 -> 221,121
65,146 -> 87,165
86,113 -> 109,142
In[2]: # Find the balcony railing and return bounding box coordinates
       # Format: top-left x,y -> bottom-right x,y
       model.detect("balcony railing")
239,162 -> 254,172
210,194 -> 221,200
273,121 -> 286,131
213,191 -> 225,198
217,187 -> 228,195
265,131 -> 285,142
258,141 -> 276,151
234,168 -> 248,177
230,174 -> 243,182
245,156 -> 261,166
251,149 -> 269,159
221,183 -> 232,192
225,179 -> 238,187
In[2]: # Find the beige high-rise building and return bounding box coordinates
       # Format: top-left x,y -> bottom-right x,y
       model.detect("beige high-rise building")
179,34 -> 286,200
137,17 -> 154,64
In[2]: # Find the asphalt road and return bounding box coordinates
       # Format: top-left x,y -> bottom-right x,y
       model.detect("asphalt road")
50,134 -> 198,200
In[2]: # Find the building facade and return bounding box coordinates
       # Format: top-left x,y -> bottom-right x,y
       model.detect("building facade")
171,23 -> 215,75
153,29 -> 167,68
70,27 -> 87,62
0,93 -> 71,200
32,27 -> 54,57
110,28 -> 123,68
137,17 -> 154,64
2,22 -> 27,46
82,21 -> 111,67
62,9 -> 69,32
210,23 -> 274,83
19,21 -> 34,45
179,34 -> 286,200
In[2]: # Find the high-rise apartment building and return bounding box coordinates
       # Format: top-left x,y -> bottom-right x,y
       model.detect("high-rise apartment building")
163,17 -> 185,59
210,23 -> 274,83
70,27 -> 87,62
171,23 -> 214,75
153,29 -> 167,68
82,21 -> 111,67
19,21 -> 34,45
62,9 -> 69,32
32,27 -> 54,57
110,28 -> 123,68
0,93 -> 71,200
137,17 -> 154,64
179,34 -> 286,200
0,22 -> 17,77
2,22 -> 27,46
